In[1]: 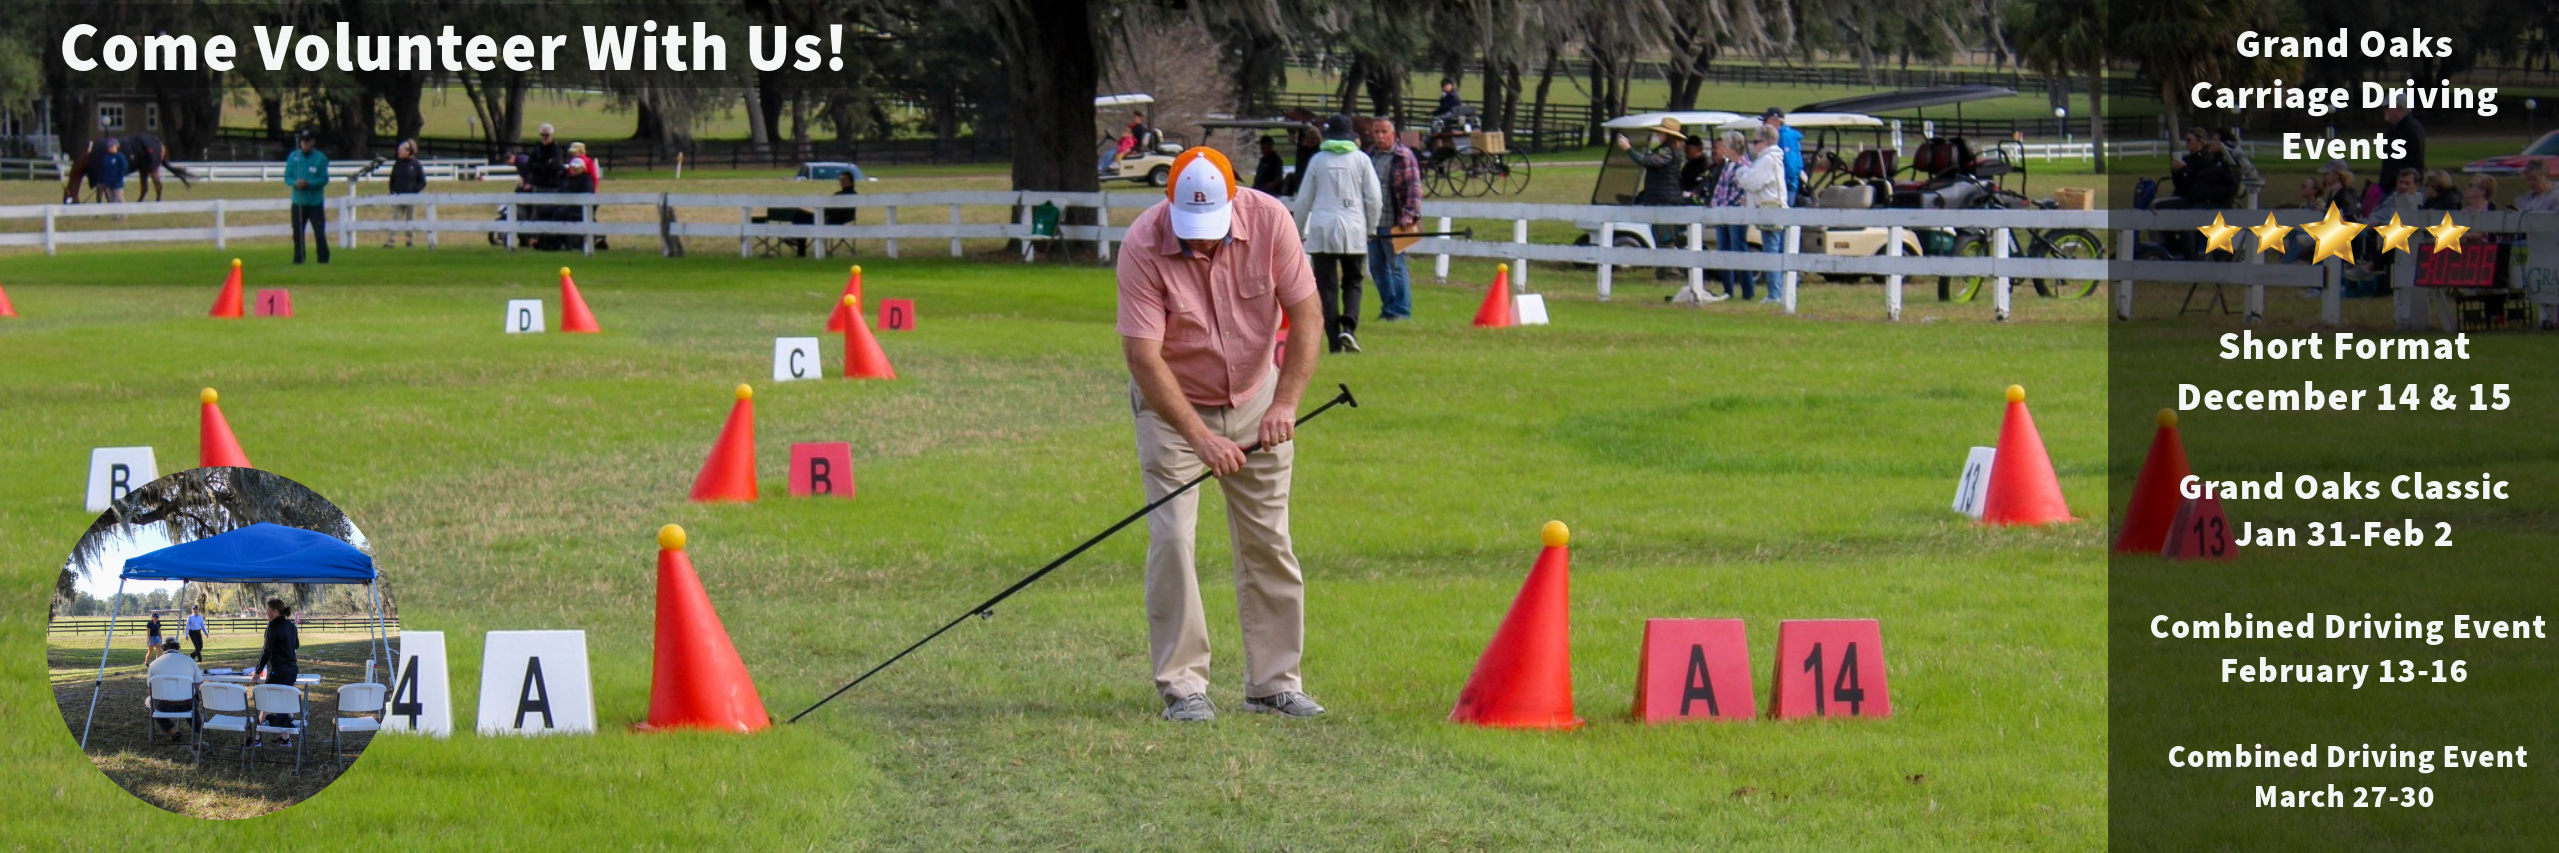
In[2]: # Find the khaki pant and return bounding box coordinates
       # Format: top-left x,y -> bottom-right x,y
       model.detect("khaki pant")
1130,377 -> 1302,700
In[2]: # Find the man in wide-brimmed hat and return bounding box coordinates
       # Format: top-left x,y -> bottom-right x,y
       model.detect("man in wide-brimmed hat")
1615,118 -> 1693,282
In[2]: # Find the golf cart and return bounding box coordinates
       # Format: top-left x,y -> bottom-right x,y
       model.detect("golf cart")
1193,117 -> 1321,190
1578,110 -> 1744,255
1096,94 -> 1186,187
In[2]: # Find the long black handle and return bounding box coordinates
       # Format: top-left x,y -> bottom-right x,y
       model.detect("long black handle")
787,384 -> 1360,724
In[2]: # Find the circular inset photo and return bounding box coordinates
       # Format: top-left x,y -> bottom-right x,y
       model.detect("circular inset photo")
48,466 -> 395,819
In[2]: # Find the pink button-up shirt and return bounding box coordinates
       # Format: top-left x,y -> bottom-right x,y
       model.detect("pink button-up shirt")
1116,189 -> 1316,408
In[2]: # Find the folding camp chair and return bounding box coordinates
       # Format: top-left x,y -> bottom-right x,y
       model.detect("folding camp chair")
1020,201 -> 1062,262
333,682 -> 386,770
147,675 -> 199,747
195,682 -> 251,768
252,683 -> 310,774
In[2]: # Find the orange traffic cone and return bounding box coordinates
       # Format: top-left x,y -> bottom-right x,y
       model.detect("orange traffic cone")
826,265 -> 864,332
2115,409 -> 2191,553
1449,521 -> 1584,730
1472,263 -> 1515,328
199,387 -> 252,468
0,282 -> 16,318
1981,385 -> 2072,525
689,384 -> 758,502
559,267 -> 601,333
210,259 -> 245,318
636,525 -> 771,733
840,295 -> 897,380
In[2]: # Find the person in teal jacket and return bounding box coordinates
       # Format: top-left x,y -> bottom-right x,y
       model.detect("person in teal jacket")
284,130 -> 331,264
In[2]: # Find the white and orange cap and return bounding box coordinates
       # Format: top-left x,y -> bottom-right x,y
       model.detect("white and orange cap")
1166,147 -> 1237,240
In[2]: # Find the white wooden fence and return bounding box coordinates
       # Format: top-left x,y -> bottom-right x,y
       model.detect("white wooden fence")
8,188 -> 2540,326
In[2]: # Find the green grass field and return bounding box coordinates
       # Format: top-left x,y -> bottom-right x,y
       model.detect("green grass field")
3,243 -> 2103,848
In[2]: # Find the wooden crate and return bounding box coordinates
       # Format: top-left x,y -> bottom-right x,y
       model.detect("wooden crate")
1469,131 -> 1507,155
2053,187 -> 2096,210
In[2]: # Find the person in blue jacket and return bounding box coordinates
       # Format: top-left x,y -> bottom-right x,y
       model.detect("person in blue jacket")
284,130 -> 331,264
95,138 -> 130,205
1762,108 -> 1804,204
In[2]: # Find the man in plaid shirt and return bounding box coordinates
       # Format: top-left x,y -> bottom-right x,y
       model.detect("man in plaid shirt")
1363,117 -> 1424,321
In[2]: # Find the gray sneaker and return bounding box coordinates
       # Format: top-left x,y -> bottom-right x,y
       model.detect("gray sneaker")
1242,691 -> 1327,718
1161,693 -> 1215,723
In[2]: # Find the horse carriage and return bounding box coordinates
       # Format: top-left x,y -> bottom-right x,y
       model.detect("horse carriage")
1419,105 -> 1531,197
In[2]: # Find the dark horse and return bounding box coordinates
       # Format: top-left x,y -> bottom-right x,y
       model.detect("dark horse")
59,133 -> 194,203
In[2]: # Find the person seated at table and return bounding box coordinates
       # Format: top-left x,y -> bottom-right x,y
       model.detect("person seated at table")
147,639 -> 204,739
249,598 -> 300,748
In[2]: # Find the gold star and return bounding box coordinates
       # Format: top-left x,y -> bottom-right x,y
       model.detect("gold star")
2246,213 -> 2291,257
2372,212 -> 2418,255
2196,212 -> 2242,256
2424,213 -> 2471,254
2299,202 -> 2366,265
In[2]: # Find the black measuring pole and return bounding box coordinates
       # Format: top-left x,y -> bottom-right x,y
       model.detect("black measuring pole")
788,384 -> 1359,724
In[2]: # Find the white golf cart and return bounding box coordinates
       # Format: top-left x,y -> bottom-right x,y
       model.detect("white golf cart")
1096,94 -> 1185,187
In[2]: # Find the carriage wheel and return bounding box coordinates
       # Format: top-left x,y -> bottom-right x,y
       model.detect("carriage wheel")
1458,151 -> 1499,197
1423,161 -> 1461,198
1490,152 -> 1532,195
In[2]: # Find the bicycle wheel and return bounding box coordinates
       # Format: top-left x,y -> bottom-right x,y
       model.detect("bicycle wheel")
2033,229 -> 2105,299
1945,230 -> 2022,303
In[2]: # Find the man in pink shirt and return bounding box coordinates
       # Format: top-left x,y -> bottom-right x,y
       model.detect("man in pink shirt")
1117,147 -> 1327,723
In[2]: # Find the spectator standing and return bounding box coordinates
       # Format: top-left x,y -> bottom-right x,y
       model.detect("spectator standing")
185,606 -> 206,658
569,142 -> 601,189
249,598 -> 299,747
1678,134 -> 1712,200
526,123 -> 565,190
284,130 -> 332,264
387,140 -> 426,248
1762,108 -> 1805,203
1710,130 -> 1756,301
1252,136 -> 1286,195
1614,117 -> 1688,255
2378,107 -> 2426,194
1289,115 -> 1382,354
2516,162 -> 2559,213
1363,117 -> 1423,322
96,138 -> 129,206
146,640 -> 204,741
144,610 -> 163,664
1285,108 -> 1322,197
1736,125 -> 1791,304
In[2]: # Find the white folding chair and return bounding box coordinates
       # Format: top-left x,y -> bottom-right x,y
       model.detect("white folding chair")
195,682 -> 251,768
333,683 -> 386,770
146,675 -> 199,746
251,683 -> 309,774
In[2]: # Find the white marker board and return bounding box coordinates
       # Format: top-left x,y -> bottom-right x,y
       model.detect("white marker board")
504,299 -> 545,333
475,630 -> 594,736
773,337 -> 824,382
1952,446 -> 1997,519
85,447 -> 158,513
386,631 -> 452,737
1513,293 -> 1550,325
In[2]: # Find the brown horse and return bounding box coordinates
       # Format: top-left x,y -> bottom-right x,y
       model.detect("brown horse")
59,133 -> 193,204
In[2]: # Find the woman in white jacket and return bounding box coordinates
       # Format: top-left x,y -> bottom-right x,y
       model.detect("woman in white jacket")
1734,125 -> 1791,304
1289,114 -> 1383,353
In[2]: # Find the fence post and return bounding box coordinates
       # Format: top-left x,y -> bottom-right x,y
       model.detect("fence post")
214,199 -> 227,250
740,207 -> 752,258
1594,222 -> 1615,300
43,204 -> 55,255
814,211 -> 828,260
584,203 -> 597,256
1097,197 -> 1113,263
1434,216 -> 1452,281
2245,241 -> 2266,323
1780,225 -> 1801,315
1992,226 -> 2012,322
885,206 -> 900,259
507,202 -> 518,252
1512,218 -> 1530,294
426,202 -> 438,250
950,203 -> 963,258
1018,203 -> 1036,263
2114,228 -> 2135,321
1884,226 -> 1903,321
2321,259 -> 2343,326
1685,222 -> 1703,296
2392,252 -> 2419,328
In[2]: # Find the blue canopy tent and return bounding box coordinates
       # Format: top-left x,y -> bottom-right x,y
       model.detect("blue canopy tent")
80,523 -> 388,749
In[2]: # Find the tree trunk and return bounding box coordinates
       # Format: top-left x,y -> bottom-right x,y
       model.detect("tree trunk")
634,97 -> 664,142
261,94 -> 284,137
988,0 -> 1100,195
1531,49 -> 1557,151
1336,55 -> 1367,116
2088,64 -> 2107,175
1502,60 -> 1522,134
744,85 -> 771,151
1478,56 -> 1503,127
